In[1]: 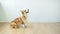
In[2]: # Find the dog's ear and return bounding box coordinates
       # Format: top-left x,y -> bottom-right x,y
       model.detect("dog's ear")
20,10 -> 24,14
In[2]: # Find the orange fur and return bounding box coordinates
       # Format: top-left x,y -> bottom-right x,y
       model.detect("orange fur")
10,9 -> 29,28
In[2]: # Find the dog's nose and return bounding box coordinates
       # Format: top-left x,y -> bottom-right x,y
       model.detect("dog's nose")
26,9 -> 29,13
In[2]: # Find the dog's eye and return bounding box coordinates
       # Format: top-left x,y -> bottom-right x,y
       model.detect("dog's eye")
22,12 -> 24,14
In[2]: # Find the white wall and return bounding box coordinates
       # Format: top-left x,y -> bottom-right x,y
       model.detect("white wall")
0,0 -> 60,23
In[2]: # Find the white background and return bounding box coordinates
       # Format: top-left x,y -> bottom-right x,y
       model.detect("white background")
0,0 -> 60,23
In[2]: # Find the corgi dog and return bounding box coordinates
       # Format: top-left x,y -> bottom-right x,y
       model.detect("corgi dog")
10,9 -> 29,28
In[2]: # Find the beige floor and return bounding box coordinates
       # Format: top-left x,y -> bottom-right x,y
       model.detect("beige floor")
0,23 -> 60,34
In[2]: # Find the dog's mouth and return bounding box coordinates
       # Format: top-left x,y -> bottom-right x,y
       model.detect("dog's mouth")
26,11 -> 29,13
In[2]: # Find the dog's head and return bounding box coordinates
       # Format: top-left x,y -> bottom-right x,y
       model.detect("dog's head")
21,9 -> 29,16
